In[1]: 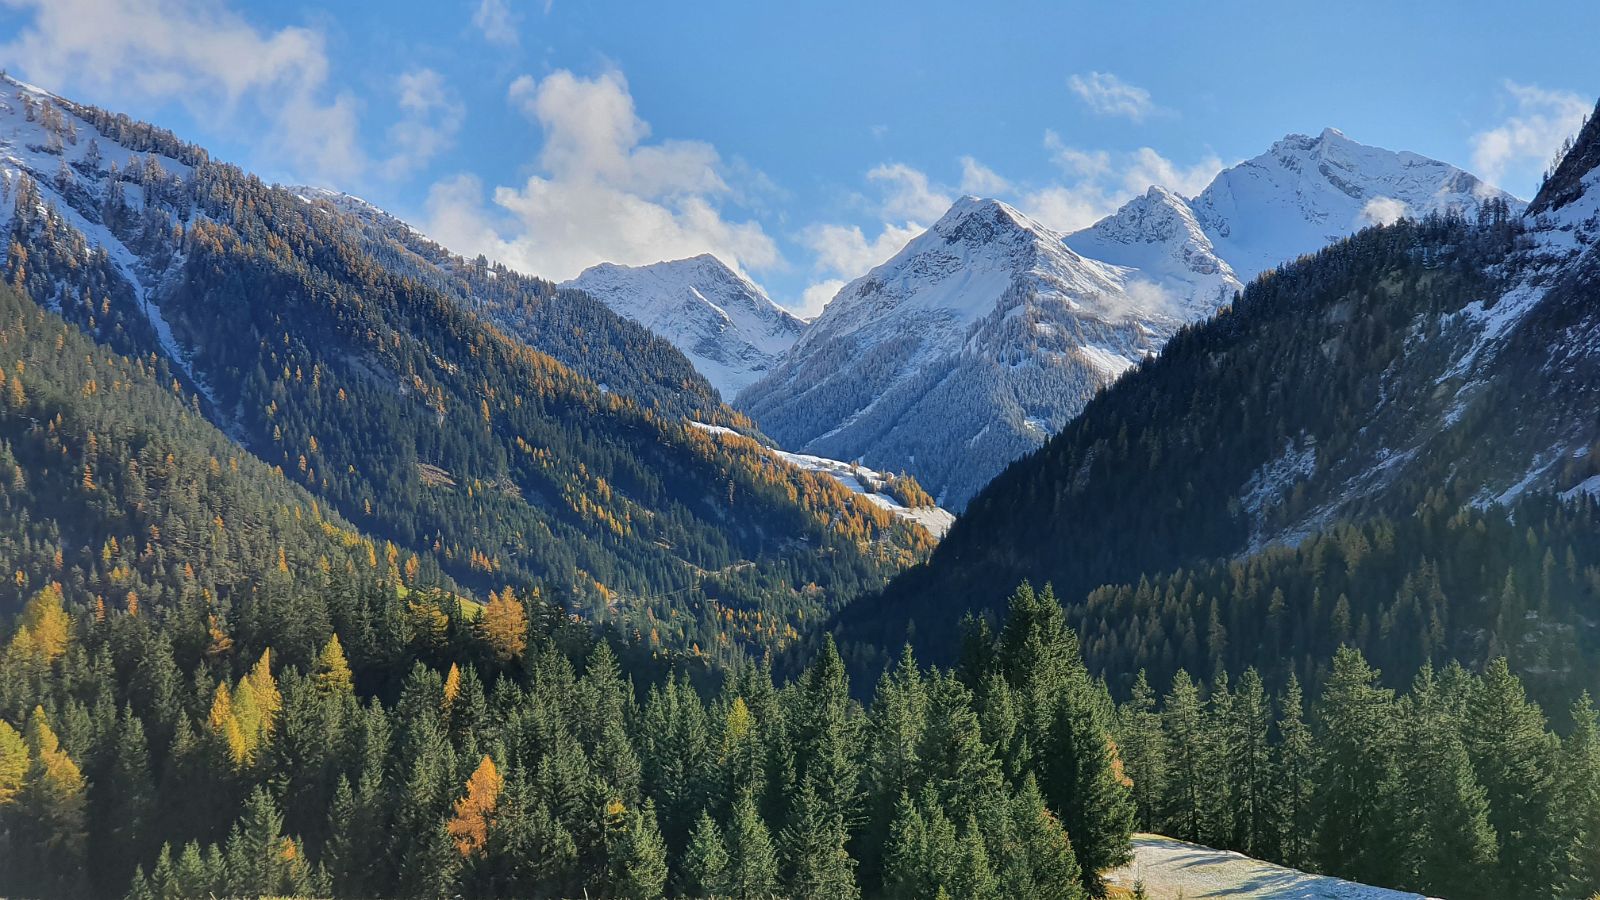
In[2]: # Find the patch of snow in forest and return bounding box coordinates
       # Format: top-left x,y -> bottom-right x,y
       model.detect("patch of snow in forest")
1105,834 -> 1438,900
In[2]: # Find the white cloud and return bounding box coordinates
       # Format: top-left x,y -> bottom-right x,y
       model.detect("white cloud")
867,162 -> 954,223
1358,196 -> 1409,227
1023,134 -> 1223,231
381,69 -> 464,179
959,156 -> 1011,195
1068,71 -> 1157,122
1019,184 -> 1119,233
422,68 -> 779,283
1471,81 -> 1589,187
472,0 -> 518,46
0,0 -> 368,181
800,222 -> 921,278
1122,146 -> 1223,198
797,279 -> 846,318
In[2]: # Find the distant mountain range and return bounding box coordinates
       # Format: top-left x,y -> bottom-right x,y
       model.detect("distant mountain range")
839,99 -> 1600,671
738,128 -> 1522,508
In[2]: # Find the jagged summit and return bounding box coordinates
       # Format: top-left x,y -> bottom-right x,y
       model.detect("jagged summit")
563,254 -> 805,398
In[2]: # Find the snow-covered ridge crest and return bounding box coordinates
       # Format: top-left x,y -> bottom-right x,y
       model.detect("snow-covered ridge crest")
743,130 -> 1524,510
564,254 -> 806,398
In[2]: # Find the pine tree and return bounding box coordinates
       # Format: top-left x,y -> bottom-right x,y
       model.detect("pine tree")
725,791 -> 779,899
1312,648 -> 1402,887
681,811 -> 731,898
1115,670 -> 1167,829
1563,693 -> 1600,898
1273,673 -> 1315,870
611,799 -> 668,900
1465,658 -> 1562,895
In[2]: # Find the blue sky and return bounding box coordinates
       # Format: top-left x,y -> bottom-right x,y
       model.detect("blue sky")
1,0 -> 1595,314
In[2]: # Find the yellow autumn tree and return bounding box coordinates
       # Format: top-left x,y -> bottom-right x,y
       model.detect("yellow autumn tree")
22,707 -> 86,859
312,634 -> 353,697
209,682 -> 248,766
0,719 -> 27,806
18,583 -> 70,662
479,590 -> 528,663
447,755 -> 503,858
442,663 -> 462,714
233,649 -> 281,757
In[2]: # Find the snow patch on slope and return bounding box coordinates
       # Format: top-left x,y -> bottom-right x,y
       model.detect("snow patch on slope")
688,421 -> 954,537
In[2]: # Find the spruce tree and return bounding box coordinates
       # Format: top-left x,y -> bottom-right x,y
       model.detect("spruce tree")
681,811 -> 731,898
1465,658 -> 1562,895
1398,669 -> 1497,899
781,778 -> 859,900
611,799 -> 668,900
1312,648 -> 1402,888
1273,673 -> 1316,870
1562,693 -> 1600,898
726,791 -> 779,899
1115,670 -> 1167,830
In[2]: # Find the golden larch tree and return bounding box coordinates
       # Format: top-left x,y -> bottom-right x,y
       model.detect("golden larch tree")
447,755 -> 503,858
480,590 -> 528,663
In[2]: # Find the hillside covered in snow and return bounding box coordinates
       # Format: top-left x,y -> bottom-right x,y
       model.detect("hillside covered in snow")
564,255 -> 806,398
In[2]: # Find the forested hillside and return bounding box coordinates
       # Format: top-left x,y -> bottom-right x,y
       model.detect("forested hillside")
0,77 -> 934,662
0,574 -> 1137,900
1109,648 -> 1600,899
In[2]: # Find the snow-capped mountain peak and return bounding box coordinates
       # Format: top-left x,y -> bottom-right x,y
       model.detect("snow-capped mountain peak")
1191,127 -> 1523,280
563,254 -> 805,398
743,129 -> 1526,510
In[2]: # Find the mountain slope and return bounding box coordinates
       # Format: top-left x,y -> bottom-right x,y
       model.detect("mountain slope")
743,133 -> 1519,510
1188,127 -> 1521,279
289,186 -> 732,424
840,99 -> 1600,666
0,75 -> 933,657
564,254 -> 806,398
0,279 -> 427,622
738,197 -> 1190,506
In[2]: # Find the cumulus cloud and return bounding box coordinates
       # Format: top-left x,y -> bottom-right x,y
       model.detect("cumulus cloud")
1068,71 -> 1157,121
1020,134 -> 1223,232
1121,146 -> 1223,198
797,279 -> 846,318
867,163 -> 955,223
422,68 -> 779,283
472,0 -> 519,46
1471,81 -> 1589,187
0,0 -> 369,181
800,222 -> 921,279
